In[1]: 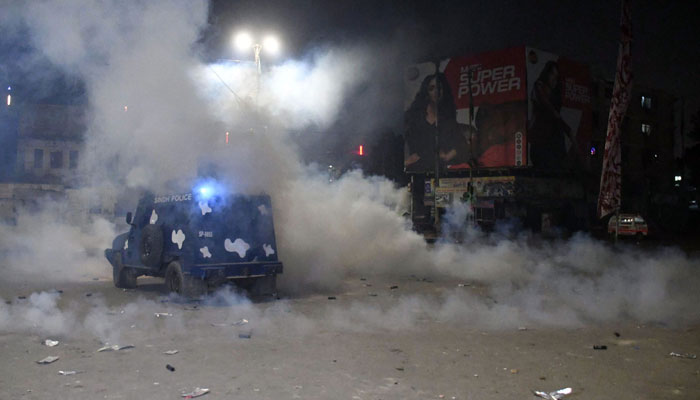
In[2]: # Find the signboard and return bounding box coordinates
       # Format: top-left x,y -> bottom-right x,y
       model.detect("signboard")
525,47 -> 592,170
404,47 -> 592,173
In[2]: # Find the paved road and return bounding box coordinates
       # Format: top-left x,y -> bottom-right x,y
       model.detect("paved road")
1,273 -> 699,399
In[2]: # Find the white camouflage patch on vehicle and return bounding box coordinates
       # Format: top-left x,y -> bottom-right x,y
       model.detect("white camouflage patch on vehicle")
172,229 -> 186,249
224,238 -> 250,257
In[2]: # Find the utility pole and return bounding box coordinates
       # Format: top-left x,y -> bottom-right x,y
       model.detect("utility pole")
433,61 -> 441,232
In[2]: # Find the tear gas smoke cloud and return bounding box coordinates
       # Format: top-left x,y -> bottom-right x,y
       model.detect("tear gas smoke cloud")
1,0 -> 699,335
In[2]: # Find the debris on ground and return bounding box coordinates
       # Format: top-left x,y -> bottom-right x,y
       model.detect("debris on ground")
368,293 -> 378,297
181,387 -> 210,398
36,356 -> 59,364
510,369 -> 519,374
211,319 -> 248,327
360,278 -> 366,281
533,387 -> 572,400
518,327 -> 528,331
58,370 -> 83,376
155,312 -> 173,318
390,286 -> 398,290
238,332 -> 252,339
184,305 -> 199,311
593,345 -> 607,350
327,296 -> 336,300
166,364 -> 176,372
44,339 -> 59,347
670,352 -> 697,359
164,350 -> 179,355
614,332 -> 621,337
85,293 -> 92,297
97,344 -> 135,352
457,283 -> 471,287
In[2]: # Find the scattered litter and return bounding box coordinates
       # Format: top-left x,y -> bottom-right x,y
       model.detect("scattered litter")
36,356 -> 59,364
389,286 -> 398,290
518,327 -> 528,331
44,339 -> 59,347
396,367 -> 404,371
457,283 -> 471,287
670,352 -> 697,359
58,370 -> 83,376
593,345 -> 607,350
510,369 -> 519,374
181,387 -> 210,398
97,344 -> 134,352
238,332 -> 252,339
155,312 -> 173,318
211,319 -> 248,327
614,332 -> 621,337
327,296 -> 336,300
533,387 -> 572,400
164,350 -> 179,355
363,283 -> 372,287
85,293 -> 92,297
166,364 -> 176,372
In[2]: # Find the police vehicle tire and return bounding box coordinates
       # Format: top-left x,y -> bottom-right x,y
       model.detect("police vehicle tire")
165,261 -> 206,298
139,224 -> 163,267
113,253 -> 137,289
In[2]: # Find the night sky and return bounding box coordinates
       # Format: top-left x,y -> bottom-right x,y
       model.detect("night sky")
205,0 -> 700,98
1,1 -> 698,102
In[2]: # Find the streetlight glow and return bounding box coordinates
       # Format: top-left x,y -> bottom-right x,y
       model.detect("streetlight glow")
234,32 -> 253,51
263,36 -> 280,55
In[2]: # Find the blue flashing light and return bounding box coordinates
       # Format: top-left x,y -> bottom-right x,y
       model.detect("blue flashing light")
193,179 -> 228,202
590,146 -> 596,156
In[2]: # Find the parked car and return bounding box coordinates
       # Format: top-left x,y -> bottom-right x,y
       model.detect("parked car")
607,213 -> 649,239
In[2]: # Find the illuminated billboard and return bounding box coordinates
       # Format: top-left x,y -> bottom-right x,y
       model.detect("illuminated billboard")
404,46 -> 591,172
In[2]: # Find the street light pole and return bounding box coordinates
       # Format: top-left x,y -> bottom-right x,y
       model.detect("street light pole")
253,43 -> 262,107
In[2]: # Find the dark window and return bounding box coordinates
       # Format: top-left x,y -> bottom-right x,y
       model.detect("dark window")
641,123 -> 652,135
50,151 -> 63,168
33,149 -> 44,169
69,150 -> 78,169
641,95 -> 652,110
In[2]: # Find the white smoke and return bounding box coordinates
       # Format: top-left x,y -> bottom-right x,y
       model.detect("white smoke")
0,0 -> 698,336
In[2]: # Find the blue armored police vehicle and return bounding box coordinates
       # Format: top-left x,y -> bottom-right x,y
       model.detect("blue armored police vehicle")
105,182 -> 283,297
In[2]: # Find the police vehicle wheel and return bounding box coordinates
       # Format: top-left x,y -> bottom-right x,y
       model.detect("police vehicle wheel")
249,275 -> 277,297
113,253 -> 137,289
140,224 -> 163,268
165,261 -> 206,298
165,261 -> 184,295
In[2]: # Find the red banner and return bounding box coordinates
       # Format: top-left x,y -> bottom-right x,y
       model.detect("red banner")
598,0 -> 632,218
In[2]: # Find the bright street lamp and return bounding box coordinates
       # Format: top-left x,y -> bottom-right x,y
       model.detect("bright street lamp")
233,31 -> 280,76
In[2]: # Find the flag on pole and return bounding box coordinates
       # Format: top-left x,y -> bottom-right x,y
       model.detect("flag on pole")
598,0 -> 632,218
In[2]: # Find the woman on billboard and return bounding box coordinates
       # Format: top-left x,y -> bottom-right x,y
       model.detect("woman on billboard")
404,73 -> 470,172
529,61 -> 572,169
